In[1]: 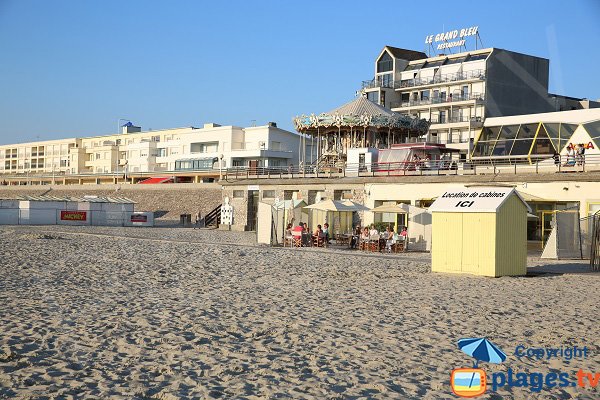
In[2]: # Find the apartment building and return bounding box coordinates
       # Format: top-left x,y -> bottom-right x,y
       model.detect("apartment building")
361,46 -> 586,158
0,122 -> 304,179
0,137 -> 80,175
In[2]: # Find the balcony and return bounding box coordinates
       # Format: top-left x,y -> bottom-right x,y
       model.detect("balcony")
430,116 -> 483,126
390,92 -> 485,109
360,69 -> 485,92
361,79 -> 394,90
395,69 -> 485,90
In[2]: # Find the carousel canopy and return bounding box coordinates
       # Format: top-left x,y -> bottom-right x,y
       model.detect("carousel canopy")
293,96 -> 430,134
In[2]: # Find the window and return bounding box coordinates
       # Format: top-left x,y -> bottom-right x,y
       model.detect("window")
405,62 -> 425,71
377,52 -> 393,73
376,73 -> 393,88
233,190 -> 245,198
420,90 -> 430,101
422,59 -> 446,69
461,85 -> 469,98
334,190 -> 352,200
191,142 -> 218,153
584,120 -> 600,142
262,190 -> 276,199
175,158 -> 215,170
445,56 -> 467,65
439,111 -> 446,124
465,53 -> 490,62
367,91 -> 378,102
232,159 -> 245,167
157,148 -> 167,157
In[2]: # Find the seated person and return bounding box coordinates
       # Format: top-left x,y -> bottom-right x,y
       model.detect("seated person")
314,224 -> 323,237
323,223 -> 330,242
369,224 -> 378,237
400,226 -> 408,241
350,224 -> 361,248
285,223 -> 293,236
361,227 -> 370,246
383,226 -> 393,252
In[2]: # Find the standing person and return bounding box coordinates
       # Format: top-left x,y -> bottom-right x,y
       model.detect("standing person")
565,146 -> 576,166
323,223 -> 330,243
577,143 -> 585,166
553,151 -> 561,167
194,211 -> 201,229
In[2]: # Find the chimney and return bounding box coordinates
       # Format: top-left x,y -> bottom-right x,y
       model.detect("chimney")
121,122 -> 141,134
267,122 -> 277,128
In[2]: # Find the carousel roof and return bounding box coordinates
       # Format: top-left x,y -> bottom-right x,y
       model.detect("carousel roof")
293,96 -> 430,134
325,96 -> 397,117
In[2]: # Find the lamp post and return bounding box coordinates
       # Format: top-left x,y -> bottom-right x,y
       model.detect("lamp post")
219,154 -> 224,181
116,118 -> 131,184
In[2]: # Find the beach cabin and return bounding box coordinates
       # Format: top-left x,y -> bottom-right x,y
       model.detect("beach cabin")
0,199 -> 20,225
429,186 -> 529,277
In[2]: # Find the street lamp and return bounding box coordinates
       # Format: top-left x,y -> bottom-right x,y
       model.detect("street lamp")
116,118 -> 131,183
219,154 -> 224,181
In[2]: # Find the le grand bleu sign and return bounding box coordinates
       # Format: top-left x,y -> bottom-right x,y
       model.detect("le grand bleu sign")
425,26 -> 479,50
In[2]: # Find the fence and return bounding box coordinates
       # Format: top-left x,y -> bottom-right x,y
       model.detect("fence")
223,154 -> 600,181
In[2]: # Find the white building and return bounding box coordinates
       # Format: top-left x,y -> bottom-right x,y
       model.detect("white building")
362,45 -> 599,159
0,121 -> 305,181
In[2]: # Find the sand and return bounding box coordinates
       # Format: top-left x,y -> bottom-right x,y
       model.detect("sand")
0,226 -> 599,399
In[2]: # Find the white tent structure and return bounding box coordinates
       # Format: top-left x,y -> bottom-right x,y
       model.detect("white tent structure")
541,210 -> 584,259
371,203 -> 431,251
305,200 -> 369,234
257,199 -> 309,245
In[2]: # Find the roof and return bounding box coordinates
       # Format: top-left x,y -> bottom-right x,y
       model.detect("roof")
384,46 -> 427,61
484,108 -> 600,127
325,96 -> 397,117
18,195 -> 135,204
428,186 -> 531,213
293,96 -> 430,133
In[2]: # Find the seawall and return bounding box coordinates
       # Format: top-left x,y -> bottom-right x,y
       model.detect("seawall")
0,183 -> 222,221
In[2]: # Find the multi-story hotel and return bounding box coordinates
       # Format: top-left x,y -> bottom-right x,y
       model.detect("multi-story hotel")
361,46 -> 599,159
0,122 -> 306,182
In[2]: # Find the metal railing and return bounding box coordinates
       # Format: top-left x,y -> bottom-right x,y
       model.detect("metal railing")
222,154 -> 600,181
391,93 -> 485,109
3,154 -> 600,183
361,69 -> 485,91
430,116 -> 483,125
396,69 -> 485,89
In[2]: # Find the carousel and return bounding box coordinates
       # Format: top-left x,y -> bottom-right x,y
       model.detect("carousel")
293,95 -> 430,167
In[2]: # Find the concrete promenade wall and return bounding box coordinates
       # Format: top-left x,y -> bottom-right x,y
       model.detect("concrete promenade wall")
0,183 -> 222,221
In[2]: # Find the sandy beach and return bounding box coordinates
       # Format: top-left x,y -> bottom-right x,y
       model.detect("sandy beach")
1,226 -> 599,399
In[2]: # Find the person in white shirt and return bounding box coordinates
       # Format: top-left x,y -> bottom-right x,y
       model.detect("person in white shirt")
369,224 -> 378,237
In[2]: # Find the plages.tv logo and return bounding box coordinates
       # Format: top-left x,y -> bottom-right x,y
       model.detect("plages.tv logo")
451,337 -> 507,398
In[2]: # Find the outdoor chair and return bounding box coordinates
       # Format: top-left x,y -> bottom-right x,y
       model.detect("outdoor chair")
313,234 -> 325,247
284,234 -> 294,247
292,231 -> 303,247
368,234 -> 380,252
391,237 -> 406,253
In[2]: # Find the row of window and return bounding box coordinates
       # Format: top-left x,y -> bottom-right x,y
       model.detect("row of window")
404,53 -> 489,71
471,121 -> 600,157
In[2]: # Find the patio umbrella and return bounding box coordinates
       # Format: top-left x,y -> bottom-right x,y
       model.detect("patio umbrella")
341,200 -> 371,212
458,338 -> 506,367
370,203 -> 409,213
304,199 -> 352,211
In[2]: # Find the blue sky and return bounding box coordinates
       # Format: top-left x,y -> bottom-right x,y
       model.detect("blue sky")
0,0 -> 598,144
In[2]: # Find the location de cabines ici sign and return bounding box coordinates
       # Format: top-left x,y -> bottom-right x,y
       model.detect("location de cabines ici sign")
428,187 -> 530,213
425,26 -> 479,50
